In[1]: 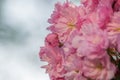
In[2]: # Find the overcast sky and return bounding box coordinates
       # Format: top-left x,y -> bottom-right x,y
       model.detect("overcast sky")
0,0 -> 61,80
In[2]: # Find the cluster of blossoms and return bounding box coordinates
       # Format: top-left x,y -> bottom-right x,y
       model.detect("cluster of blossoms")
39,0 -> 120,80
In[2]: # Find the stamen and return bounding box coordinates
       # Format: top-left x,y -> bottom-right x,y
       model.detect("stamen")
67,22 -> 75,29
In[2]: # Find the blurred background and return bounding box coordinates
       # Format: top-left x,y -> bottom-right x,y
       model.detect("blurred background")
0,0 -> 79,80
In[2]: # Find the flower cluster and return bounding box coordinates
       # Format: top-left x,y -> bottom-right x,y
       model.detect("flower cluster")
39,0 -> 120,80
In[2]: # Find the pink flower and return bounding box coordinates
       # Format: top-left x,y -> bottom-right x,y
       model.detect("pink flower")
63,54 -> 86,80
107,12 -> 120,45
113,0 -> 120,11
47,2 -> 83,42
50,76 -> 65,80
80,25 -> 109,49
81,0 -> 113,13
83,54 -> 116,80
64,54 -> 82,72
70,25 -> 109,59
39,0 -> 119,80
89,6 -> 112,28
39,43 -> 65,78
117,34 -> 120,52
64,71 -> 87,80
45,33 -> 60,47
81,0 -> 113,29
80,0 -> 99,13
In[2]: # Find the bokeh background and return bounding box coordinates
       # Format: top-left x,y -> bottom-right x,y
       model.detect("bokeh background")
0,0 -> 79,80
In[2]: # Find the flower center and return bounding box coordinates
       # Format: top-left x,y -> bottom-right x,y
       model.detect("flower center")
67,22 -> 75,29
96,62 -> 103,70
114,28 -> 120,32
75,70 -> 79,73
